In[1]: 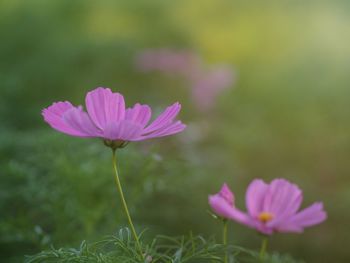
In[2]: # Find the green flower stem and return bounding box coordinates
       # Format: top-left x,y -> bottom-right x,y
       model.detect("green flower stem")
112,149 -> 143,260
223,219 -> 228,263
259,236 -> 269,260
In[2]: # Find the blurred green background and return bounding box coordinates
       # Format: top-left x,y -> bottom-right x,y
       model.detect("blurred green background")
1,0 -> 350,262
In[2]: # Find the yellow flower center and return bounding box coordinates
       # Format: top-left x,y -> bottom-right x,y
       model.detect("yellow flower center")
258,212 -> 274,223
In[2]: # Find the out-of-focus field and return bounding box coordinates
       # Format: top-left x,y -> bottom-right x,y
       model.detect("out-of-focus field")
1,0 -> 350,262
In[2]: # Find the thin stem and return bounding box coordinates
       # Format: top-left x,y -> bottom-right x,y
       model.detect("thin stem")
259,237 -> 268,260
223,219 -> 228,263
190,231 -> 195,254
112,149 -> 143,259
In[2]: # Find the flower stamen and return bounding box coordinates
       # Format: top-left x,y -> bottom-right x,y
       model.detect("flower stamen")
258,212 -> 274,223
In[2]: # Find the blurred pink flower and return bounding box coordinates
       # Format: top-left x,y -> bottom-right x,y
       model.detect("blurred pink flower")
135,49 -> 200,76
189,66 -> 234,112
42,87 -> 186,149
135,49 -> 235,112
209,179 -> 327,235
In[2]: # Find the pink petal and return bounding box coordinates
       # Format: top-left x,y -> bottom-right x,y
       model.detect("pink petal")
274,203 -> 326,233
103,120 -> 143,141
143,102 -> 181,134
209,195 -> 251,226
209,186 -> 254,228
263,179 -> 303,223
245,179 -> 269,217
42,101 -> 88,137
85,87 -> 125,129
125,103 -> 152,127
274,224 -> 304,233
287,202 -> 327,228
254,223 -> 275,235
63,107 -> 101,137
209,194 -> 234,219
218,183 -> 234,206
137,121 -> 186,140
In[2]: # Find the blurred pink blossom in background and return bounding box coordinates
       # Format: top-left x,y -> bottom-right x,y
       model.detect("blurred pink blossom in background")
135,49 -> 200,76
189,66 -> 234,112
135,49 -> 235,112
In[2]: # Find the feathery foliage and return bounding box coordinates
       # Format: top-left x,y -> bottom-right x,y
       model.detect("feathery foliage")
26,228 -> 301,263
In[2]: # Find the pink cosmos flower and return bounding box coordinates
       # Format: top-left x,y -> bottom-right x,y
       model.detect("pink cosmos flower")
42,87 -> 186,149
209,179 -> 327,235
